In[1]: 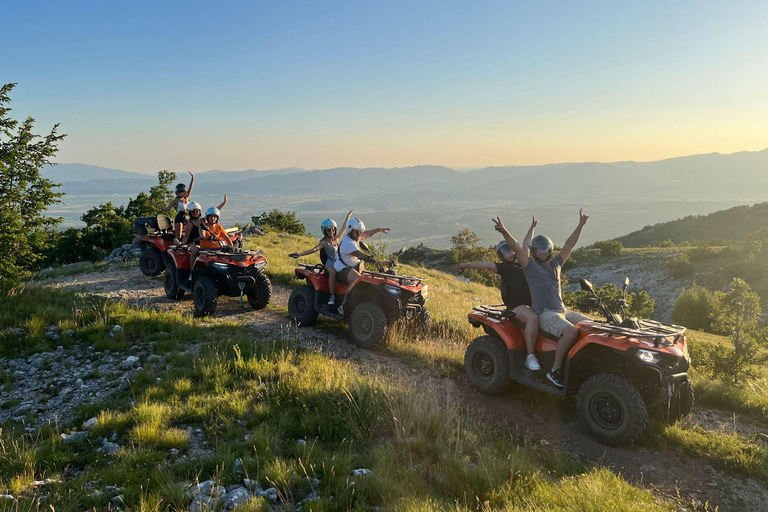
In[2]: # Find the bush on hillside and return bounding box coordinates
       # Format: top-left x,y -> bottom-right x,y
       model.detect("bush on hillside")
564,283 -> 655,319
667,252 -> 694,279
593,240 -> 623,256
672,283 -> 720,332
252,209 -> 305,235
450,229 -> 499,287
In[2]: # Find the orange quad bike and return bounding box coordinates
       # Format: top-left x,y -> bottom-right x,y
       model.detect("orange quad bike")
465,278 -> 693,446
134,214 -> 243,277
162,235 -> 271,316
134,215 -> 176,276
288,248 -> 431,347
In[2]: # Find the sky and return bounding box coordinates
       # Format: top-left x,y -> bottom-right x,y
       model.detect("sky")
4,0 -> 768,174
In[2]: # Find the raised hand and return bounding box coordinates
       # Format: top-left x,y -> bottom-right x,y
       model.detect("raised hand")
531,215 -> 539,229
288,252 -> 299,259
492,217 -> 507,233
189,171 -> 195,177
579,209 -> 589,226
379,228 -> 391,234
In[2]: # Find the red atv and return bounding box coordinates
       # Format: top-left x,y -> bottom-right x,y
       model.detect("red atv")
465,278 -> 693,446
135,215 -> 176,276
288,248 -> 430,347
162,236 -> 271,316
134,214 -> 242,277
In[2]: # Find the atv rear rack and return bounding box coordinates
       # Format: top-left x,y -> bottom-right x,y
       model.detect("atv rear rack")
471,305 -> 516,320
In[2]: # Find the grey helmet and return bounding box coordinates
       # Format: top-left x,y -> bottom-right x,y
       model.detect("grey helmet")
496,240 -> 515,261
530,235 -> 554,262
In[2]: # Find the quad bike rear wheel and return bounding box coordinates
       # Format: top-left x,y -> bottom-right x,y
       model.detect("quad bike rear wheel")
349,301 -> 388,348
464,335 -> 511,394
577,373 -> 648,446
139,248 -> 164,276
193,275 -> 219,316
164,265 -> 185,300
247,272 -> 272,310
288,284 -> 319,326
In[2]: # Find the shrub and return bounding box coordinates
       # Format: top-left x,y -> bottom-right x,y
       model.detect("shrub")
450,229 -> 498,287
564,283 -> 655,319
672,283 -> 720,332
252,209 -> 305,235
593,240 -> 623,256
667,252 -> 694,279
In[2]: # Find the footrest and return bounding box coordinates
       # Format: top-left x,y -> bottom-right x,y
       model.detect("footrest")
317,304 -> 343,319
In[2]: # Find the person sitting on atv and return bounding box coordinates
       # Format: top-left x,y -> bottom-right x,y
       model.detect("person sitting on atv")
188,206 -> 232,272
151,171 -> 195,239
288,209 -> 354,306
333,217 -> 391,315
180,201 -> 204,246
453,217 -> 540,371
493,210 -> 592,388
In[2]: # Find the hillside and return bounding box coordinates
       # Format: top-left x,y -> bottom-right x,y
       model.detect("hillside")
616,202 -> 768,247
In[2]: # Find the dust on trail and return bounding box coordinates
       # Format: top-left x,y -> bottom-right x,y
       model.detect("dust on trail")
41,266 -> 768,512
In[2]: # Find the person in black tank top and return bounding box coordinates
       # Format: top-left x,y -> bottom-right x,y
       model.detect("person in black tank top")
181,203 -> 205,246
452,221 -> 542,371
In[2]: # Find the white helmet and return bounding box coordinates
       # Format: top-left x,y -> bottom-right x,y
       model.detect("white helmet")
347,218 -> 365,232
188,202 -> 202,213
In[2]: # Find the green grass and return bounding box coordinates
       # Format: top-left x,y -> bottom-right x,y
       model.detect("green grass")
32,260 -> 113,279
0,332 -> 680,511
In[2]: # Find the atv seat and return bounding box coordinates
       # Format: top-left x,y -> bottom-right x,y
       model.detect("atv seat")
473,305 -> 561,342
156,214 -> 173,232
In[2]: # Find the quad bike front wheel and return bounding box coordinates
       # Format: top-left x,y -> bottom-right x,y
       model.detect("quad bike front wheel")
464,335 -> 511,394
247,272 -> 272,310
288,284 -> 319,326
669,381 -> 694,422
139,248 -> 164,276
164,264 -> 185,300
193,276 -> 219,316
349,301 -> 388,348
577,373 -> 648,446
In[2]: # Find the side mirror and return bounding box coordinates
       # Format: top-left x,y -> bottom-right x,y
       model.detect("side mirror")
580,278 -> 595,293
397,247 -> 407,256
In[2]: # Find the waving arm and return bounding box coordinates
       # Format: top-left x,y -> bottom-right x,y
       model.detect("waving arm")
360,227 -> 390,240
493,217 -> 529,268
335,209 -> 354,242
185,171 -> 195,199
217,194 -> 228,210
452,261 -> 498,272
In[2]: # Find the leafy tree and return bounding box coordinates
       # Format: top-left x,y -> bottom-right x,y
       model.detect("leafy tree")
450,228 -> 499,287
252,209 -> 305,235
79,202 -> 134,257
124,170 -> 177,219
0,83 -> 66,282
705,279 -> 766,384
564,283 -> 655,319
672,283 -> 720,332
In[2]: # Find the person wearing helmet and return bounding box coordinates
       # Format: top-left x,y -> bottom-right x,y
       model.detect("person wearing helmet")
333,217 -> 391,315
180,202 -> 204,246
452,218 -> 540,370
151,171 -> 196,239
288,210 -> 354,305
493,210 -> 591,388
188,206 -> 232,271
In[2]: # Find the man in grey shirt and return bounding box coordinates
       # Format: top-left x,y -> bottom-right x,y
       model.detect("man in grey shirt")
493,210 -> 591,388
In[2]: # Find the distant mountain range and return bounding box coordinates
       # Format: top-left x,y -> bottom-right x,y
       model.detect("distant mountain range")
44,148 -> 768,247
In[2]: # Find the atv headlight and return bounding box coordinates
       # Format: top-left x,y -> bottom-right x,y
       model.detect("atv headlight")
211,262 -> 229,271
383,284 -> 401,295
636,349 -> 660,364
421,285 -> 429,298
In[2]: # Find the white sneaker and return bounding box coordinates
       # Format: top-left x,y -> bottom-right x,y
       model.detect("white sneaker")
525,354 -> 541,371
328,296 -> 335,305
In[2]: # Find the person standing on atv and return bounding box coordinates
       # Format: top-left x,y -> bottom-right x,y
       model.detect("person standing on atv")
288,209 -> 354,306
188,207 -> 232,272
453,217 -> 540,371
151,171 -> 195,239
333,218 -> 391,315
493,210 -> 591,388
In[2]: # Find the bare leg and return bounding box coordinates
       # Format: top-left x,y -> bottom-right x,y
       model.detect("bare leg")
327,267 -> 338,303
174,222 -> 183,239
190,245 -> 199,271
339,269 -> 361,310
512,306 -> 539,355
553,325 -> 578,370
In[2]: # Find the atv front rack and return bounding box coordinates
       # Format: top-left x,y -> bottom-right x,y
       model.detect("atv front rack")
587,320 -> 686,347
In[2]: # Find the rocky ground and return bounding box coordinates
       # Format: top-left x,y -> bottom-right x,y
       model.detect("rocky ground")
5,265 -> 767,511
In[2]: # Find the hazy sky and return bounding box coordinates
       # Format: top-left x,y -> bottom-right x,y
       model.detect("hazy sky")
5,0 -> 767,173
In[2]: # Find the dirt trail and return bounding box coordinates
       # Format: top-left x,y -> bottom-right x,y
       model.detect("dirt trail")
42,267 -> 768,511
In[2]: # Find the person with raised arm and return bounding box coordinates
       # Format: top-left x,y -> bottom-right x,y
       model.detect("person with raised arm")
453,215 -> 540,370
493,210 -> 592,388
151,171 -> 195,239
289,209 -> 354,306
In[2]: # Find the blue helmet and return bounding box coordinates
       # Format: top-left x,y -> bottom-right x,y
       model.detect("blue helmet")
320,218 -> 337,234
205,207 -> 221,220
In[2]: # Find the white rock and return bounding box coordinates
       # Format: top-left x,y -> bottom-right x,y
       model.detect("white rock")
112,325 -> 123,333
242,479 -> 260,493
120,356 -> 139,370
350,468 -> 373,477
223,487 -> 250,509
259,487 -> 278,502
83,417 -> 98,430
187,480 -> 216,497
189,495 -> 221,512
60,431 -> 88,443
295,439 -> 307,447
210,485 -> 226,498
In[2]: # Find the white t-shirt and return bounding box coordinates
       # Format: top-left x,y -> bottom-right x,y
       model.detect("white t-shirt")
334,236 -> 361,272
